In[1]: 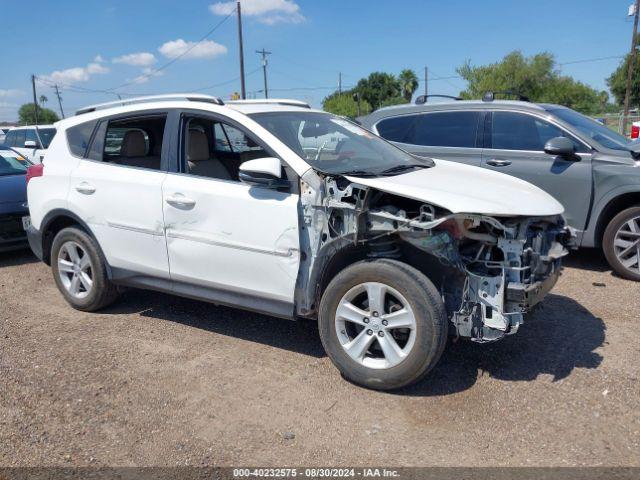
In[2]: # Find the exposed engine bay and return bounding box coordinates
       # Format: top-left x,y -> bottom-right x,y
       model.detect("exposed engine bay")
294,170 -> 573,343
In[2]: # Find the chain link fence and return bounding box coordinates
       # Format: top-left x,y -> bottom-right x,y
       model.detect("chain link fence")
594,113 -> 640,137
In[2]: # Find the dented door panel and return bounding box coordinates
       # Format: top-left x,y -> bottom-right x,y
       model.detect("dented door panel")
162,174 -> 300,305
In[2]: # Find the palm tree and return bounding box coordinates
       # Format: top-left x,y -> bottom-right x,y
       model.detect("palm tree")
398,69 -> 419,102
39,95 -> 48,107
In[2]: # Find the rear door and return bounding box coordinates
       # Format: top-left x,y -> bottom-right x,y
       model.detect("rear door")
374,110 -> 484,166
161,111 -> 300,316
67,112 -> 172,280
481,110 -> 593,230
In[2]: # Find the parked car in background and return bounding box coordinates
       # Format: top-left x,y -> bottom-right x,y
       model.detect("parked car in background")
360,95 -> 640,281
0,127 -> 13,144
26,94 -> 571,390
3,125 -> 57,163
0,144 -> 31,252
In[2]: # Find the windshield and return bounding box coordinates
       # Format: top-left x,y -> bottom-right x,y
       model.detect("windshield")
249,111 -> 432,176
0,148 -> 31,176
35,128 -> 57,148
547,107 -> 630,151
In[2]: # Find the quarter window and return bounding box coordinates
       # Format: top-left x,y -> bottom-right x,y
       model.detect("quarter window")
66,120 -> 97,157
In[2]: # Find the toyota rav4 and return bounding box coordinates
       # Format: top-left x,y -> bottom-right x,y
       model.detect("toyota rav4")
26,94 -> 572,390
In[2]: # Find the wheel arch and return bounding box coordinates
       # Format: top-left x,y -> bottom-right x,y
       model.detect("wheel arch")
39,209 -> 112,278
593,192 -> 640,248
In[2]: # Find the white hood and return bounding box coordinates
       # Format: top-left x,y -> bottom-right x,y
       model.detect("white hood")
345,159 -> 564,217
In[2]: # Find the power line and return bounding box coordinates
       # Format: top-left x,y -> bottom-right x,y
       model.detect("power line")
106,9 -> 236,92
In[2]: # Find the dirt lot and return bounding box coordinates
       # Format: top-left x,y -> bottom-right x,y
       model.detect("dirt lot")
0,248 -> 638,467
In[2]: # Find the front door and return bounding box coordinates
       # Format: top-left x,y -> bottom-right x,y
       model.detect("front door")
161,113 -> 300,316
481,110 -> 593,232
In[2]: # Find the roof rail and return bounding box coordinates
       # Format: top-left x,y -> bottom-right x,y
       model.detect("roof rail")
482,91 -> 530,102
226,99 -> 311,109
75,94 -> 225,116
415,94 -> 462,105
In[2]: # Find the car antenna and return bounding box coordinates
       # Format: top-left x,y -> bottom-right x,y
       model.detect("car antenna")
482,91 -> 531,102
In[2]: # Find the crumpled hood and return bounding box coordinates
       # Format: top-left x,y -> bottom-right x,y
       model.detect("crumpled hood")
345,159 -> 564,217
0,174 -> 27,205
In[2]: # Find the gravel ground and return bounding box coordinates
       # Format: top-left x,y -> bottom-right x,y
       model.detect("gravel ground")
0,248 -> 638,467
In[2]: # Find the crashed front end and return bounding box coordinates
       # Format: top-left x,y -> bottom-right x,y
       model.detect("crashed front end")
296,172 -> 574,343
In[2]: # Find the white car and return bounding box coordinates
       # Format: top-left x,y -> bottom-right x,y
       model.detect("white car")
3,125 -> 57,163
25,94 -> 571,390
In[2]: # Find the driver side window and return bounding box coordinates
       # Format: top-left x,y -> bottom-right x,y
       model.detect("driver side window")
182,116 -> 269,182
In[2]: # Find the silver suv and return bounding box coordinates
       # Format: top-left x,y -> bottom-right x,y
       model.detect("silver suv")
361,96 -> 640,281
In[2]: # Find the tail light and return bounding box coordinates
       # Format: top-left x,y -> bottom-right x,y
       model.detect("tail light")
26,163 -> 44,185
632,125 -> 639,139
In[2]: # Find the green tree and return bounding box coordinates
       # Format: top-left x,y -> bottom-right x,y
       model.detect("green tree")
18,103 -> 60,125
322,91 -> 371,118
355,72 -> 402,110
607,41 -> 640,108
457,51 -> 604,114
398,69 -> 419,102
39,95 -> 48,107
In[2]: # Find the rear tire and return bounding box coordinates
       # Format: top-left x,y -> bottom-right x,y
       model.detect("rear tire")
318,259 -> 448,390
51,227 -> 120,311
603,206 -> 640,281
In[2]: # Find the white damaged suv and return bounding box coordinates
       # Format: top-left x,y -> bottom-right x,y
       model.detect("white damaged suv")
26,94 -> 572,390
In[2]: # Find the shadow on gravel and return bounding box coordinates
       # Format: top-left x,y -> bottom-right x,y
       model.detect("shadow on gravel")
563,247 -> 610,273
103,290 -> 326,358
0,248 -> 37,268
398,293 -> 605,397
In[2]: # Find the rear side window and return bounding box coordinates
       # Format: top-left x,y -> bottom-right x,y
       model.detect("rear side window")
377,111 -> 481,148
66,120 -> 97,157
11,130 -> 25,148
87,114 -> 167,171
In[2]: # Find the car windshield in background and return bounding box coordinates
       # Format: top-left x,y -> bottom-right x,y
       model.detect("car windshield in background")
0,148 -> 31,176
547,107 -> 630,151
249,111 -> 433,176
36,128 -> 57,148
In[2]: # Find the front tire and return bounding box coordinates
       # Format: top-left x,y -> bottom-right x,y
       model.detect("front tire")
51,227 -> 120,311
603,206 -> 640,281
318,259 -> 448,390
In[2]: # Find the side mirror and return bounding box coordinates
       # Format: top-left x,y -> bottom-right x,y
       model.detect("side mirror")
24,140 -> 37,148
544,137 -> 576,158
239,157 -> 289,189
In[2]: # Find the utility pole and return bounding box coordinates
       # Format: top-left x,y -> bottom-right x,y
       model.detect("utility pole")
31,75 -> 40,126
338,72 -> 342,95
237,1 -> 246,99
256,48 -> 271,99
623,0 -> 640,135
424,66 -> 428,96
53,85 -> 65,119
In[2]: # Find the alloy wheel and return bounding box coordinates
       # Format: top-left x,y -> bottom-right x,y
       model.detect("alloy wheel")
613,216 -> 640,275
57,241 -> 94,299
335,282 -> 417,370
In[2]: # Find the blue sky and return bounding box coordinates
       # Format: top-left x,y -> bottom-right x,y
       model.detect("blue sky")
0,0 -> 635,121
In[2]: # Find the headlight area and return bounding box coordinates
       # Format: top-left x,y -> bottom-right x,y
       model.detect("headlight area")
296,172 -> 571,344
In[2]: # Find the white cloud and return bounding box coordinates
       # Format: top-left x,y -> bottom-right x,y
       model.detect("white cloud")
0,89 -> 22,97
113,52 -> 157,67
158,39 -> 227,60
130,67 -> 165,85
209,0 -> 304,24
94,54 -> 106,63
41,61 -> 110,85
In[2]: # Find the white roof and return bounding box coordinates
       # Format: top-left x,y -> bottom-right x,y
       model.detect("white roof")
10,124 -> 56,130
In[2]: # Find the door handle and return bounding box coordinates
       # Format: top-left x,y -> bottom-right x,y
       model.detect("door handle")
75,182 -> 96,195
166,194 -> 196,209
486,159 -> 512,167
